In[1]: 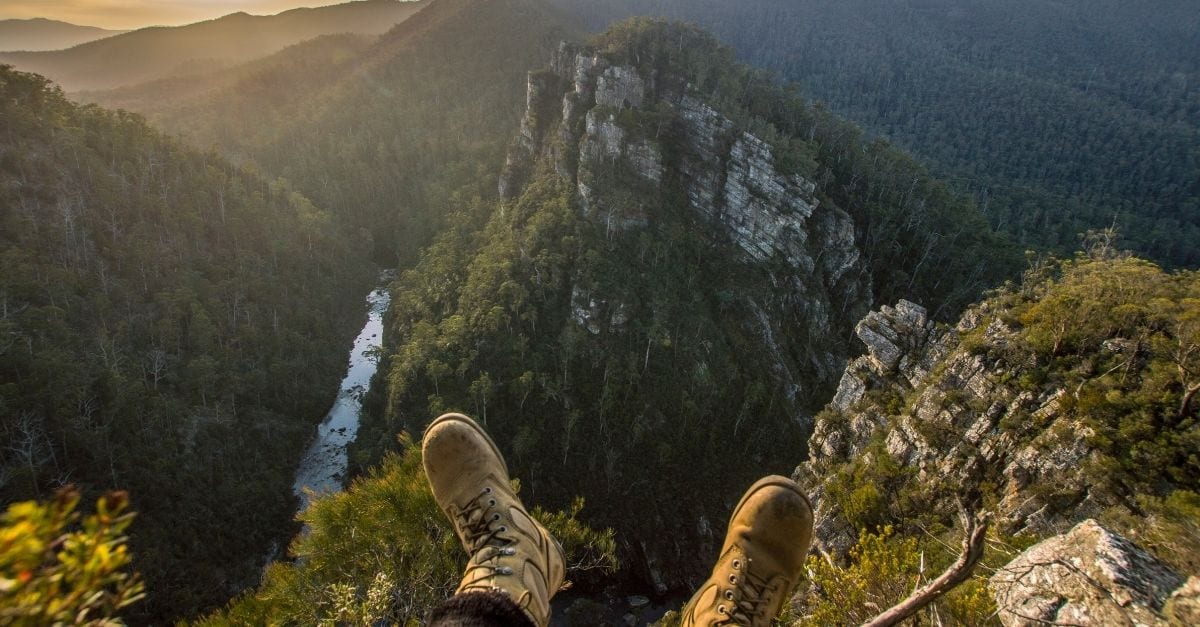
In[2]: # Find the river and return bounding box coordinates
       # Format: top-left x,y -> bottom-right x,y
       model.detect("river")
292,285 -> 391,511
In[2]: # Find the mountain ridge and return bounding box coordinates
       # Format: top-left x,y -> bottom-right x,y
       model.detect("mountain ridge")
0,18 -> 126,52
0,0 -> 428,91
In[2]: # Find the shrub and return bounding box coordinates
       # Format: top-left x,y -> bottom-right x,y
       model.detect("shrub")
197,435 -> 616,625
0,489 -> 144,625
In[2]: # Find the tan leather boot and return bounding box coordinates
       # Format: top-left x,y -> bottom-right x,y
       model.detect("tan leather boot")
680,475 -> 813,627
422,412 -> 565,627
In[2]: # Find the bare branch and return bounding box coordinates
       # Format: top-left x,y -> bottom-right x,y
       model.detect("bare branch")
859,509 -> 991,627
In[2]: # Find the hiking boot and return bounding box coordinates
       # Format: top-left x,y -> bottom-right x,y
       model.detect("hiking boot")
422,412 -> 565,627
680,475 -> 813,627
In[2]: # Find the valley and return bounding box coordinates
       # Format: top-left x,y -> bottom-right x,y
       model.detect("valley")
0,0 -> 1197,624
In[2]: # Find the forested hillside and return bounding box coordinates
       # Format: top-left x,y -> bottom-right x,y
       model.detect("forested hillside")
0,0 -> 427,91
0,66 -> 371,620
81,33 -> 376,140
86,0 -> 576,268
549,0 -> 1200,268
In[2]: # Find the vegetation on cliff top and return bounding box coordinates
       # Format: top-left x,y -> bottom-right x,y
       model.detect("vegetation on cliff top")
197,435 -> 616,626
0,490 -> 143,625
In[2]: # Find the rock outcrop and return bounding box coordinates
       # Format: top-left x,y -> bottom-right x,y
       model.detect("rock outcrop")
500,41 -> 873,417
990,520 -> 1185,626
797,298 -> 1106,555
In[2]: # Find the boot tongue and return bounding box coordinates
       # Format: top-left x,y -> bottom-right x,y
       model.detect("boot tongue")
507,505 -> 543,540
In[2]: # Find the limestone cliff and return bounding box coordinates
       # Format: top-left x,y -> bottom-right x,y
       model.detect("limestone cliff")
500,41 -> 872,418
368,19 -> 1039,607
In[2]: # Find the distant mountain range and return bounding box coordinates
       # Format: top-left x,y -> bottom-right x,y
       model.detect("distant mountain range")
0,0 -> 428,91
0,18 -> 126,52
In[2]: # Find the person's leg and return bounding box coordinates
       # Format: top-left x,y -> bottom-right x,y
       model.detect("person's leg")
422,413 -> 565,627
679,476 -> 813,627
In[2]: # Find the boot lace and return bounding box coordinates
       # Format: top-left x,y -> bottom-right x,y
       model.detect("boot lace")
716,558 -> 778,626
455,487 -> 520,580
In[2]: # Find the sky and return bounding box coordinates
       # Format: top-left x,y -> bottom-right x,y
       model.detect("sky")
0,0 -> 343,30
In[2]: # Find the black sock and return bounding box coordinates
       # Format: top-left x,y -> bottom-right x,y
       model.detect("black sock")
427,590 -> 537,627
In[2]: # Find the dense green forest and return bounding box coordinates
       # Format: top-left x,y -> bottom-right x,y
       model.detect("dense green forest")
549,0 -> 1200,268
0,66 -> 371,620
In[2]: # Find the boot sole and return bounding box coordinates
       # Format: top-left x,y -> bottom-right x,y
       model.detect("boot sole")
731,475 -> 813,523
423,412 -> 510,476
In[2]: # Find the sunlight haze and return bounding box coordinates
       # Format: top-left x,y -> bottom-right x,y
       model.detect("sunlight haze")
0,0 -> 347,29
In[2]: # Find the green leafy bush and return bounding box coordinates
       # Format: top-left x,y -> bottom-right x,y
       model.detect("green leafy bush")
0,490 -> 144,625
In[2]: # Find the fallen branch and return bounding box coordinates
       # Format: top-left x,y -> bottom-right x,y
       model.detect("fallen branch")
860,507 -> 991,627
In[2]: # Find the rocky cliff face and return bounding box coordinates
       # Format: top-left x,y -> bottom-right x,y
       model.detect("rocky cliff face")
500,42 -> 872,415
794,267 -> 1199,622
478,38 -> 891,593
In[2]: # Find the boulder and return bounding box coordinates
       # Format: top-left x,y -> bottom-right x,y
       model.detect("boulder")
990,520 -> 1184,626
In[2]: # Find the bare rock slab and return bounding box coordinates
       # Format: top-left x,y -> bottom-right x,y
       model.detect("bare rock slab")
990,519 -> 1184,626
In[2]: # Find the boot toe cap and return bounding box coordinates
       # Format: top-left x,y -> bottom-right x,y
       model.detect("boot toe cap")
421,413 -> 510,505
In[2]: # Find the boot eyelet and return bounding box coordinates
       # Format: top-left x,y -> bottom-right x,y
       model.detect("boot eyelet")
493,513 -> 501,521
732,559 -> 741,569
499,526 -> 508,532
728,574 -> 737,585
717,605 -> 727,615
724,590 -> 734,601
484,487 -> 492,494
502,547 -> 516,555
489,499 -> 496,506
